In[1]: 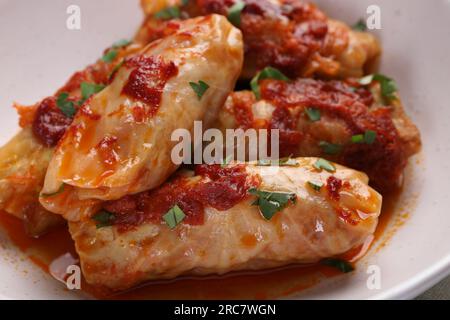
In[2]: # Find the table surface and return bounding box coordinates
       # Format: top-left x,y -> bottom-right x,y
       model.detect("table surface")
416,275 -> 450,300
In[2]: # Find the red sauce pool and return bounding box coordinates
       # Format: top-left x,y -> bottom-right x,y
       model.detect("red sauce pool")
0,190 -> 401,299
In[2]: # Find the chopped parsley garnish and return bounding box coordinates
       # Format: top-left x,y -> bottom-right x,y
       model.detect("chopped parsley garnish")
102,39 -> 130,63
320,258 -> 355,273
307,181 -> 323,192
227,1 -> 246,27
154,6 -> 181,20
40,184 -> 66,198
92,210 -> 116,229
351,130 -> 377,145
250,67 -> 290,99
364,130 -> 377,144
359,74 -> 398,101
257,157 -> 300,167
57,82 -> 105,116
163,205 -> 186,229
189,80 -> 210,100
256,159 -> 272,166
351,134 -> 364,144
112,39 -> 132,48
79,82 -> 106,105
352,19 -> 367,31
278,157 -> 300,166
102,49 -> 118,63
319,141 -> 342,155
305,107 -> 321,122
108,60 -> 125,80
249,188 -> 297,220
56,93 -> 76,118
313,158 -> 336,173
221,154 -> 233,168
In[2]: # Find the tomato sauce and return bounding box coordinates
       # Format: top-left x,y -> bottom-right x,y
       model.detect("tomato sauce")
0,186 -> 402,299
269,106 -> 303,157
326,176 -> 342,201
102,165 -> 260,231
32,97 -> 73,147
229,78 -> 407,193
122,55 -> 178,118
95,135 -> 120,170
30,62 -> 116,148
195,0 -> 329,78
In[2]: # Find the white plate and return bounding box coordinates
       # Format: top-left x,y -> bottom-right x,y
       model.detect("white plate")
0,0 -> 449,300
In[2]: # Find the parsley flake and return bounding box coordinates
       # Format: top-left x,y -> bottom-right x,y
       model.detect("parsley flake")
102,50 -> 118,63
108,60 -> 124,80
305,107 -> 321,122
319,141 -> 342,155
359,74 -> 398,101
249,188 -> 297,220
351,130 -> 377,145
189,80 -> 210,100
112,39 -> 132,48
250,67 -> 290,99
257,157 -> 300,167
321,258 -> 355,273
56,93 -> 76,118
313,158 -> 336,173
352,19 -> 367,31
154,6 -> 181,20
228,1 -> 246,27
163,205 -> 186,229
79,82 -> 106,105
221,154 -> 233,168
92,210 -> 116,229
307,181 -> 323,192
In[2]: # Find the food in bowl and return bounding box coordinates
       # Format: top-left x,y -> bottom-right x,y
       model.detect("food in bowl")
0,0 -> 421,297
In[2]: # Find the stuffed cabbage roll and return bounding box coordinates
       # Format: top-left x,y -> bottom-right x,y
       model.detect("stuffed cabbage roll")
216,77 -> 421,192
139,0 -> 381,79
70,158 -> 381,290
40,15 -> 244,220
0,129 -> 63,236
0,42 -> 140,235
